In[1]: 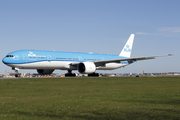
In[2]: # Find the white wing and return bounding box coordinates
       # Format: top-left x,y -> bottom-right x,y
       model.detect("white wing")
70,54 -> 173,67
93,54 -> 174,64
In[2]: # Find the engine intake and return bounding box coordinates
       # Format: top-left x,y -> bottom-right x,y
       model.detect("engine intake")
78,62 -> 96,74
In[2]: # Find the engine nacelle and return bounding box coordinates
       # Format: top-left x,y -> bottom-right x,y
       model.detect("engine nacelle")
37,69 -> 54,75
78,62 -> 96,74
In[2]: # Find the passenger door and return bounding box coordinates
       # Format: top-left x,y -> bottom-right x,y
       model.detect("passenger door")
23,54 -> 28,62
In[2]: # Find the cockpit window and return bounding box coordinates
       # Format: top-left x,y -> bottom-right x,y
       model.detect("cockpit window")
6,55 -> 14,58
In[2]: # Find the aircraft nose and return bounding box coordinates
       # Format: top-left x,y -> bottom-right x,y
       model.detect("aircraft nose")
2,57 -> 9,64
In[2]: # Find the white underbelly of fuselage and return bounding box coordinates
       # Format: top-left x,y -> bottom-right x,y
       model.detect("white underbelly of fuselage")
7,61 -> 72,70
6,61 -> 128,71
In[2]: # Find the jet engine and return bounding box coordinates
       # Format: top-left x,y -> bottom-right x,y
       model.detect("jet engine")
37,69 -> 54,75
78,62 -> 96,74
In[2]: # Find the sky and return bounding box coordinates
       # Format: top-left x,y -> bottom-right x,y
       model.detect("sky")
0,0 -> 179,74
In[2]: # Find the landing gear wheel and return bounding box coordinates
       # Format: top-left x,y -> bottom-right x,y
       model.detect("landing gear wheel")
65,70 -> 76,77
65,73 -> 76,77
88,73 -> 99,77
15,74 -> 20,77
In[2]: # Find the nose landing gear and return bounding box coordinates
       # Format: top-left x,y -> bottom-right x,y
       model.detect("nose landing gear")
12,67 -> 20,77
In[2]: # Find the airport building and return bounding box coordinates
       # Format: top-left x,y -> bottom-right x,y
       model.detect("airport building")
0,72 -> 180,78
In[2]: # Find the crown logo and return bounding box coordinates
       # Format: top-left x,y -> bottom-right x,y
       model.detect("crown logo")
28,52 -> 36,56
124,45 -> 131,52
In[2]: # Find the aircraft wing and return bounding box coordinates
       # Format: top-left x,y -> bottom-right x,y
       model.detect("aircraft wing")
93,54 -> 174,64
70,54 -> 173,66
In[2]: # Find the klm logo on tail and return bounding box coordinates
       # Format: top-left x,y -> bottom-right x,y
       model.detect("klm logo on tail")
124,45 -> 131,52
119,34 -> 134,57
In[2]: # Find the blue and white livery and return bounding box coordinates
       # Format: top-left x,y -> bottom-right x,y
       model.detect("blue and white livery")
2,34 -> 172,76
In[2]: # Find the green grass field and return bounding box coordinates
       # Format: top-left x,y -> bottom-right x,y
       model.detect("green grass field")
0,77 -> 180,120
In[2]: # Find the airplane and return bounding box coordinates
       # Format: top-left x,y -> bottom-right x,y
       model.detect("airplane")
2,34 -> 173,77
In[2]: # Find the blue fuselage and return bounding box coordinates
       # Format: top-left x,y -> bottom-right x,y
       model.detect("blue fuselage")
2,50 -> 129,70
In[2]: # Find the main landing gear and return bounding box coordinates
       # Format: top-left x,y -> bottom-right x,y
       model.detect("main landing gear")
65,70 -> 76,77
88,73 -> 99,77
65,70 -> 99,77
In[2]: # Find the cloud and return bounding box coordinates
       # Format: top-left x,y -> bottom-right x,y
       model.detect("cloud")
136,32 -> 152,35
136,32 -> 159,36
136,27 -> 180,38
158,27 -> 180,33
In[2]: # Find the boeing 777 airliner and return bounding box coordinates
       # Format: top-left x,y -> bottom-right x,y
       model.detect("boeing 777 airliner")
2,34 -> 173,77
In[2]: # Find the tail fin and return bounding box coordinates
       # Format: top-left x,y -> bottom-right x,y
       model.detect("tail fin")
119,34 -> 135,58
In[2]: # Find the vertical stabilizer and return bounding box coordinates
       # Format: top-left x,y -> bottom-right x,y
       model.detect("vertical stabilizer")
119,34 -> 135,58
